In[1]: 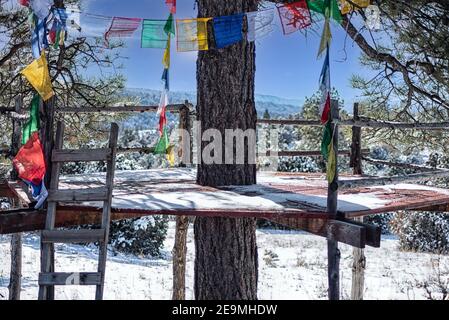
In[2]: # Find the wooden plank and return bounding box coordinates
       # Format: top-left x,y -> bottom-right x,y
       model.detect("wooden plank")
48,187 -> 109,202
0,206 -> 331,235
259,149 -> 370,158
341,218 -> 381,248
96,122 -> 119,300
39,272 -> 101,286
7,181 -> 32,206
257,118 -> 449,130
56,104 -> 187,114
39,120 -> 64,300
52,148 -> 111,163
0,182 -> 17,198
340,170 -> 449,189
41,229 -> 105,244
362,157 -> 437,172
327,220 -> 366,249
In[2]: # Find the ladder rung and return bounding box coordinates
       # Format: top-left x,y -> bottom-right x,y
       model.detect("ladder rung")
52,148 -> 112,162
39,272 -> 102,286
41,229 -> 106,244
48,187 -> 109,202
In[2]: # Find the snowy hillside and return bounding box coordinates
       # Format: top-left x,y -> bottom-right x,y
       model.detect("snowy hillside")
122,88 -> 303,129
1,222 -> 447,300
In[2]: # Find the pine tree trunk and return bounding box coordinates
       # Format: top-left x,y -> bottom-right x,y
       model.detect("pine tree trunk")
194,0 -> 259,300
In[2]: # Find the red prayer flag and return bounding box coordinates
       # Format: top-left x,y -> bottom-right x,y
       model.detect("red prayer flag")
13,132 -> 46,185
18,0 -> 29,6
104,17 -> 142,46
277,0 -> 312,35
166,0 -> 176,14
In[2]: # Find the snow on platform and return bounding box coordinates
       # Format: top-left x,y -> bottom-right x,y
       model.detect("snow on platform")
54,168 -> 449,219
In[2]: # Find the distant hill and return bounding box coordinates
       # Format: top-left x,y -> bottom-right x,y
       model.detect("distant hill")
122,88 -> 304,129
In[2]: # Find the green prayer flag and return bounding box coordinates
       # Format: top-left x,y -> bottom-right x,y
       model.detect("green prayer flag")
22,94 -> 40,145
141,20 -> 170,49
164,13 -> 175,36
321,120 -> 332,160
307,0 -> 342,23
154,128 -> 170,154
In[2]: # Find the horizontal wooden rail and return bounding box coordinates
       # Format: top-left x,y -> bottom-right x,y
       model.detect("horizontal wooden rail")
117,147 -> 155,154
55,104 -> 189,114
340,169 -> 449,189
258,149 -> 370,157
257,118 -> 449,130
362,157 -> 438,172
0,106 -> 15,113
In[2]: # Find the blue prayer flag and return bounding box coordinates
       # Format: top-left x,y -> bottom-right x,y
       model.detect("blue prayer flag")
213,14 -> 244,49
31,14 -> 48,59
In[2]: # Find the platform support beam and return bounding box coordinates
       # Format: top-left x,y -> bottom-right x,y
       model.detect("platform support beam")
172,104 -> 192,300
350,103 -> 366,300
8,97 -> 23,301
326,99 -> 341,301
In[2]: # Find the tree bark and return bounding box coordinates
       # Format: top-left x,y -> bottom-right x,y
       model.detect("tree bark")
194,0 -> 259,300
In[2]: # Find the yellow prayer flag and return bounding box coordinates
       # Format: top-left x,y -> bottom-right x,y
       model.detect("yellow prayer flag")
176,18 -> 211,52
326,141 -> 336,183
318,18 -> 332,58
166,145 -> 175,167
21,52 -> 54,101
339,0 -> 370,15
163,36 -> 171,69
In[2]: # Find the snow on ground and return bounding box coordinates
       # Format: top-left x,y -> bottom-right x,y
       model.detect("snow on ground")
0,222 -> 448,300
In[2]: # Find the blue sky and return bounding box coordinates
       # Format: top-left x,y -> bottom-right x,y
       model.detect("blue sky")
83,0 -> 373,108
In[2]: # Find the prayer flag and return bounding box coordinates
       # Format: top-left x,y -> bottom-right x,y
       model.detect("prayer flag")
176,18 -> 211,52
141,20 -> 171,49
21,52 -> 54,101
166,0 -> 176,14
18,0 -> 29,7
340,0 -> 370,15
246,9 -> 275,42
31,13 -> 48,59
141,14 -> 174,49
319,46 -> 331,123
213,14 -> 244,49
277,0 -> 312,35
326,140 -> 336,183
104,17 -> 142,47
321,120 -> 332,159
24,180 -> 48,209
49,7 -> 68,47
317,16 -> 332,57
30,0 -> 52,20
306,0 -> 342,23
13,132 -> 46,186
22,94 -> 41,145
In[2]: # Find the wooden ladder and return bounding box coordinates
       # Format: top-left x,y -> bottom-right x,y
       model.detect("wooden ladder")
38,121 -> 119,300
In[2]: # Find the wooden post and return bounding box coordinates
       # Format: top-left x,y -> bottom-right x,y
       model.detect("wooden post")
350,103 -> 366,300
327,99 -> 341,300
39,97 -> 56,300
172,215 -> 190,300
350,103 -> 363,175
8,97 -> 23,300
172,102 -> 191,300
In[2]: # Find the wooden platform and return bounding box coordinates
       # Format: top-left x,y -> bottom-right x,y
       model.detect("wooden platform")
1,168 -> 449,240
